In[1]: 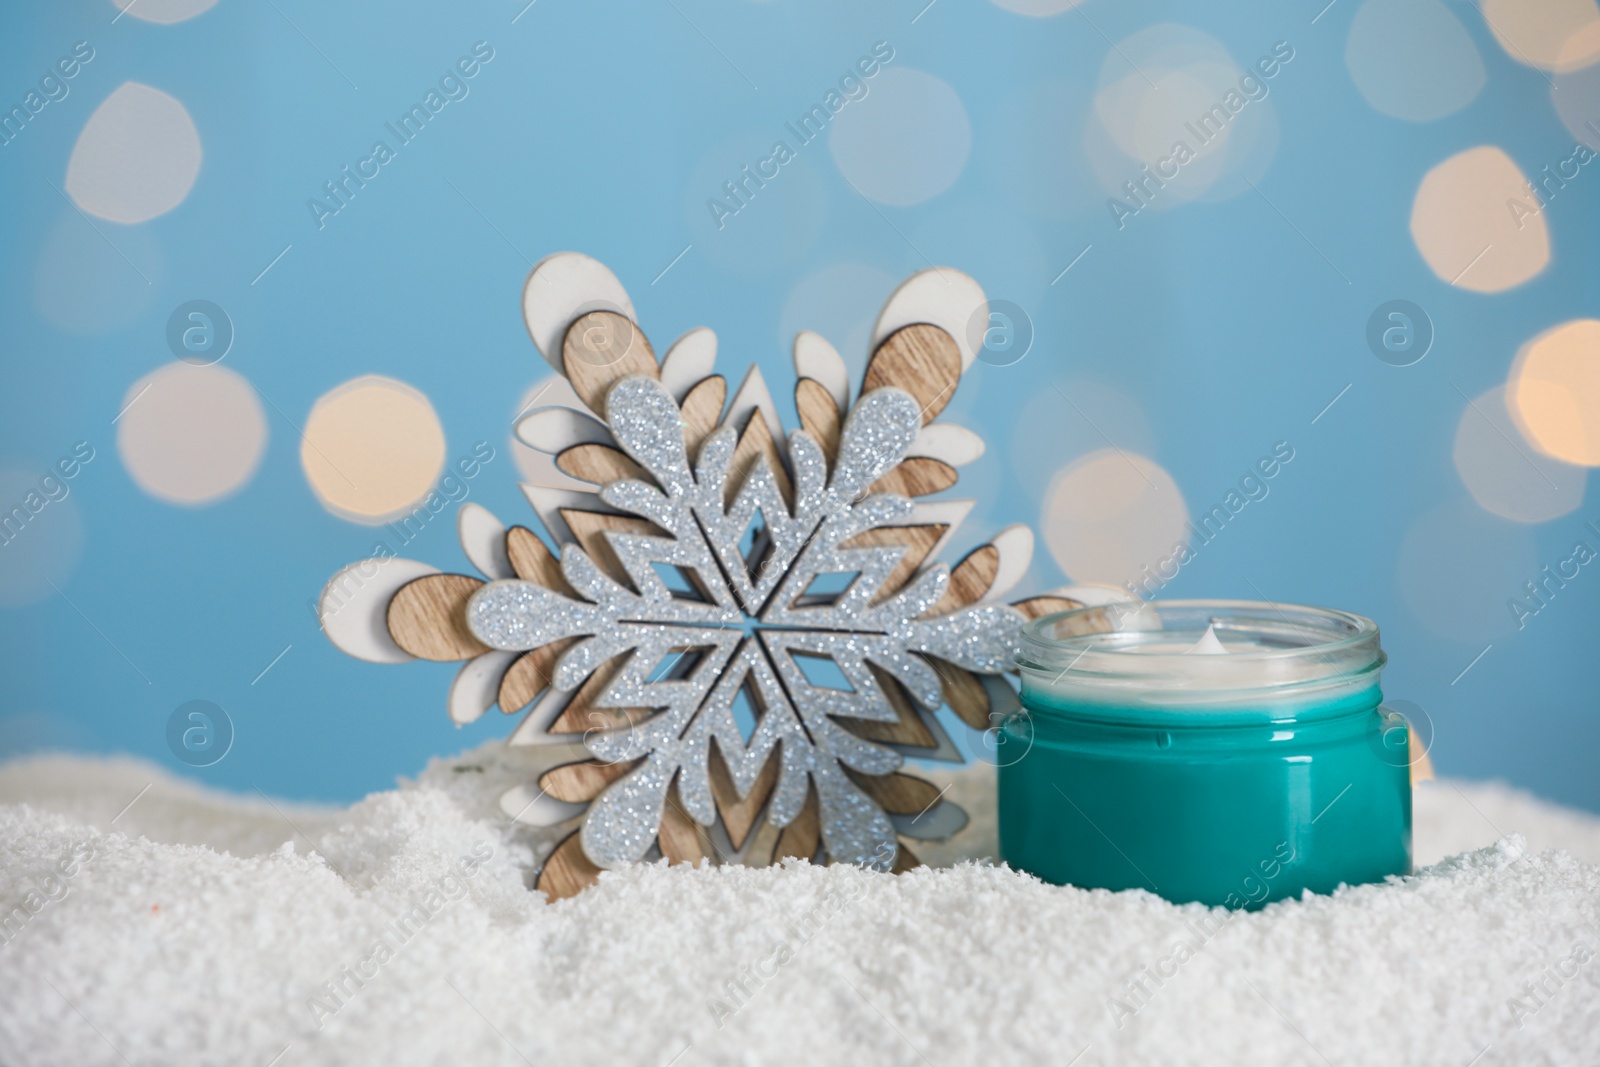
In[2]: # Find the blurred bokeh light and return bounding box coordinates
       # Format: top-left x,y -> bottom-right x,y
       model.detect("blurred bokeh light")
1,0 -> 1596,812
301,376 -> 446,524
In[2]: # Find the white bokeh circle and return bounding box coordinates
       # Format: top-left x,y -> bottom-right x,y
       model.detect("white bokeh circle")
67,82 -> 202,224
1346,0 -> 1485,122
990,0 -> 1087,14
118,362 -> 267,505
108,0 -> 219,23
829,67 -> 972,207
1086,24 -> 1279,208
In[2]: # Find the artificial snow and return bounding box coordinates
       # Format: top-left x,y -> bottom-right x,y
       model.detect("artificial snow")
1,743 -> 1597,1066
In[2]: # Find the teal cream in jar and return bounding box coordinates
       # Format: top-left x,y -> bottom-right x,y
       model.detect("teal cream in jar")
1000,600 -> 1411,908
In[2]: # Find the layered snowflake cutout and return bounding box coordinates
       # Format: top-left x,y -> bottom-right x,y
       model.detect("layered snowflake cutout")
319,253 -> 1107,899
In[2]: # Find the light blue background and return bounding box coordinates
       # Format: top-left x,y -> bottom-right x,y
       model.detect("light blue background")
1,0 -> 1596,811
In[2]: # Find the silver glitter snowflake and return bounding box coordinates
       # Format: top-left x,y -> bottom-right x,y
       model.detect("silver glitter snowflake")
319,253 -> 1097,898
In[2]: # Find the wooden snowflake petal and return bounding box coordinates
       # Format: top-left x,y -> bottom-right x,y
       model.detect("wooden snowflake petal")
319,253 -> 1133,901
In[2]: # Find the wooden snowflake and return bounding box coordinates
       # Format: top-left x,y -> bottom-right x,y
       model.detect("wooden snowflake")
320,253 -> 1093,899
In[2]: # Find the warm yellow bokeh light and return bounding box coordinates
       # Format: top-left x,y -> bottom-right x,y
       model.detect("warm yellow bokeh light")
117,363 -> 267,505
1509,319 -> 1600,466
1042,449 -> 1189,588
302,376 -> 445,524
1410,146 -> 1549,293
1481,0 -> 1600,72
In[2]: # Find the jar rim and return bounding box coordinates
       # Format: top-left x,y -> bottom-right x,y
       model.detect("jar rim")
1018,598 -> 1384,705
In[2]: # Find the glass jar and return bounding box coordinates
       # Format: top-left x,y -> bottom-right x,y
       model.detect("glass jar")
1000,599 -> 1411,908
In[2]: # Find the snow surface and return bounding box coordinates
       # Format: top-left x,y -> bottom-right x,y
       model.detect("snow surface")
1,742 -> 1597,1066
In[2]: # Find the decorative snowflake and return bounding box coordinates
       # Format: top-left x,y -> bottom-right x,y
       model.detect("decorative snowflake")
320,254 -> 1089,898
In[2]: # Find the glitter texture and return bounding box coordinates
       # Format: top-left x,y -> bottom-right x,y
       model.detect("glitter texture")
461,372 -> 1025,870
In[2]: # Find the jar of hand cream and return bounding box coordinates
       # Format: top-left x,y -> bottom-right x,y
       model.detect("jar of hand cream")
1001,599 -> 1411,908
